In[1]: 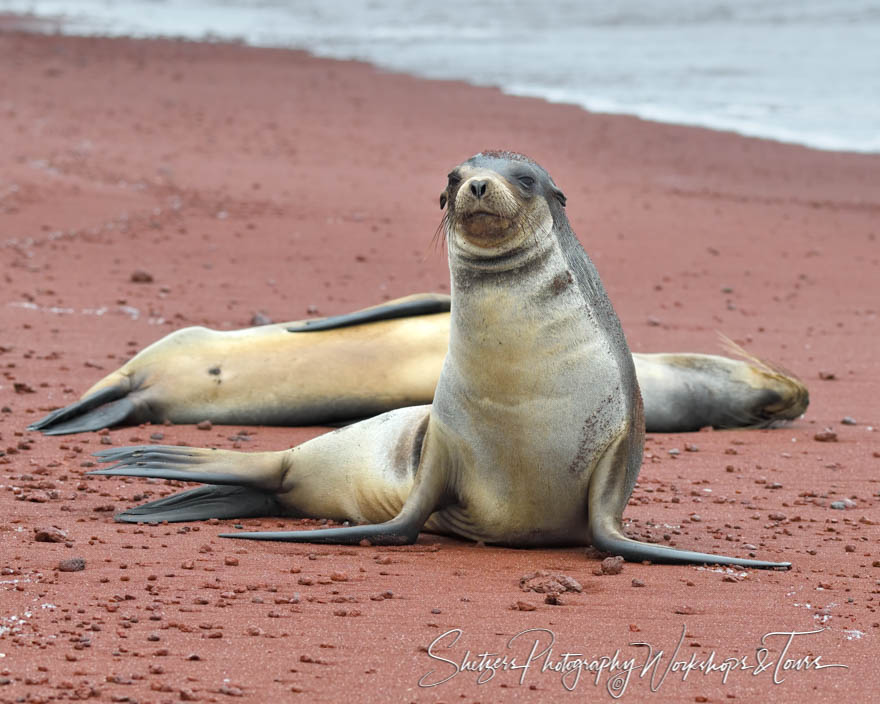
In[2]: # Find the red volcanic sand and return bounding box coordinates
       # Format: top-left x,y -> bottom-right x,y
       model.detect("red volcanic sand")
1,24 -> 879,704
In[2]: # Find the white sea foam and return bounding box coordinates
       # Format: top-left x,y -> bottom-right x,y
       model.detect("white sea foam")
1,0 -> 878,153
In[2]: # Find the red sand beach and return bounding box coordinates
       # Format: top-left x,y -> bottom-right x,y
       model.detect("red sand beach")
1,20 -> 879,703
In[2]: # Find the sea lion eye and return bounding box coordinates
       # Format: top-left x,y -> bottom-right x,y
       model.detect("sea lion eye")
517,175 -> 535,189
447,172 -> 462,186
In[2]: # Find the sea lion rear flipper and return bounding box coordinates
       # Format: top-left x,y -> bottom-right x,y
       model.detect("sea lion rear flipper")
88,444 -> 295,522
287,293 -> 451,333
28,384 -> 138,436
220,419 -> 449,545
114,485 -> 283,523
588,432 -> 791,570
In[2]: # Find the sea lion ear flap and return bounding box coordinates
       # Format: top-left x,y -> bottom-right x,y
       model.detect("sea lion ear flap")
440,191 -> 448,210
553,188 -> 567,207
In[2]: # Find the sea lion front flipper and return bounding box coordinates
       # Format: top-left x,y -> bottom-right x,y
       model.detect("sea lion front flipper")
587,432 -> 791,570
287,293 -> 451,333
28,382 -> 138,436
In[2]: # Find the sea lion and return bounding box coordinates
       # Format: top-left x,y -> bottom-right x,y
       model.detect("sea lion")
29,300 -> 808,436
88,151 -> 790,569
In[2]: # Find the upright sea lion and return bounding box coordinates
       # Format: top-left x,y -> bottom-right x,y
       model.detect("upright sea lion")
89,152 -> 790,569
29,303 -> 808,436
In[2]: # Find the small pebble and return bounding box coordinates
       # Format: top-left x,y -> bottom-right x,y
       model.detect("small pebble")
841,416 -> 857,425
813,430 -> 838,442
251,312 -> 273,325
130,269 -> 154,283
34,526 -> 68,543
631,579 -> 645,588
197,420 -> 212,430
600,556 -> 625,575
57,557 -> 86,572
512,600 -> 537,611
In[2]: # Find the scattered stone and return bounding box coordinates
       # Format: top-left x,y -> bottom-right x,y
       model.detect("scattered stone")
818,371 -> 836,380
813,430 -> 838,442
34,526 -> 68,543
130,269 -> 154,283
599,556 -> 625,575
519,571 -> 583,593
224,556 -> 239,566
251,312 -> 273,326
512,601 -> 537,611
631,579 -> 645,588
544,594 -> 563,606
841,416 -> 857,425
197,420 -> 212,431
57,557 -> 86,572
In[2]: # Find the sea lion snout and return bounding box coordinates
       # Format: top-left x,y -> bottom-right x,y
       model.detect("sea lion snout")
468,179 -> 489,199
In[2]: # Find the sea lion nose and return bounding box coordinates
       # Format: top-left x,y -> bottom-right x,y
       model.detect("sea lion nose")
469,179 -> 488,198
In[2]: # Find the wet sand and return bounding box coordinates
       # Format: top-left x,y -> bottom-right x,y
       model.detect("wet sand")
1,21 -> 879,703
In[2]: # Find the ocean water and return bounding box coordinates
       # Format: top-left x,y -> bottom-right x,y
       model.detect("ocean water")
2,0 -> 878,153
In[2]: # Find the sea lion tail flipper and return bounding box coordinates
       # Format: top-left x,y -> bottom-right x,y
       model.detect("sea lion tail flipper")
28,382 -> 138,436
114,485 -> 283,523
287,293 -> 451,333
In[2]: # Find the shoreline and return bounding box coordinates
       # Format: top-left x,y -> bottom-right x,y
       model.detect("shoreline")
2,10 -> 878,157
1,26 -> 878,703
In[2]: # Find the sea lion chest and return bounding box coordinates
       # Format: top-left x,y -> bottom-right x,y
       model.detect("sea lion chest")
430,241 -> 627,544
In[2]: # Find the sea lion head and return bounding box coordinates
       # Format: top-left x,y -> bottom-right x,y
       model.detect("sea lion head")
440,151 -> 567,260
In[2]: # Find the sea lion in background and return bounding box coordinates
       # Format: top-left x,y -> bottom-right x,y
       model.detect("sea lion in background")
88,151 -> 790,569
29,297 -> 808,436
